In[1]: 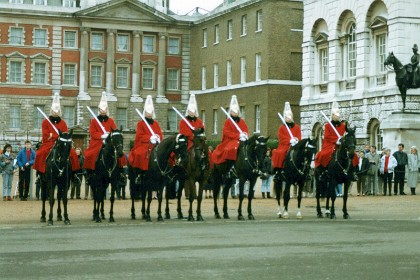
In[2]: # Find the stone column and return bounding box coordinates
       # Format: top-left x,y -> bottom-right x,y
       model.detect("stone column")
106,29 -> 117,101
78,27 -> 90,100
156,32 -> 168,103
131,31 -> 143,102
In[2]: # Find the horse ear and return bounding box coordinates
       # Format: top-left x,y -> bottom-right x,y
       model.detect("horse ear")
69,129 -> 73,137
391,51 -> 393,55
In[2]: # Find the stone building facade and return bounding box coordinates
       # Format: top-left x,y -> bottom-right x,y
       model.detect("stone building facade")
301,0 -> 420,150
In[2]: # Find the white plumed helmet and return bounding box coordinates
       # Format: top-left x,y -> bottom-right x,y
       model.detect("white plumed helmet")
283,101 -> 294,122
331,100 -> 340,118
185,94 -> 199,117
228,95 -> 240,115
98,91 -> 109,114
50,92 -> 61,116
143,95 -> 155,118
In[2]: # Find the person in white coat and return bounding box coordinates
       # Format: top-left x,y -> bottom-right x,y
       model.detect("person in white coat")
407,146 -> 419,195
379,148 -> 398,196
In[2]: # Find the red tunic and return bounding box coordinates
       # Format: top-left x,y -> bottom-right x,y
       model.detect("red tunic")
33,118 -> 80,173
83,117 -> 117,170
211,118 -> 249,165
117,153 -> 127,168
272,123 -> 302,169
128,120 -> 163,171
315,121 -> 346,168
179,117 -> 205,150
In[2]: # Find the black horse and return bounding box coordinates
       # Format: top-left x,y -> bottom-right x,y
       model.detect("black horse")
212,134 -> 269,220
274,138 -> 317,219
315,127 -> 356,219
41,130 -> 73,226
91,128 -> 124,223
129,134 -> 188,222
384,52 -> 420,110
164,128 -> 210,221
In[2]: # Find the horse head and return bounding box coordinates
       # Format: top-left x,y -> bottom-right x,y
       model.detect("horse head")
299,137 -> 317,163
192,127 -> 208,165
109,127 -> 124,158
54,129 -> 73,169
384,51 -> 403,70
340,126 -> 356,160
174,134 -> 188,167
245,134 -> 269,173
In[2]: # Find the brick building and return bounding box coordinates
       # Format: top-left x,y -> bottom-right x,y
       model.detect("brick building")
0,0 -> 303,150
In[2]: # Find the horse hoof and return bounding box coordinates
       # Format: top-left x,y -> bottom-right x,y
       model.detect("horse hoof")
48,220 -> 53,226
165,213 -> 171,219
317,213 -> 323,218
238,215 -> 245,221
188,216 -> 195,222
196,215 -> 204,222
177,213 -> 184,219
101,214 -> 106,219
109,217 -> 115,223
282,212 -> 289,219
157,217 -> 164,222
131,215 -> 136,220
248,214 -> 255,220
296,212 -> 303,219
343,213 -> 350,219
223,214 -> 230,219
215,213 -> 221,219
146,217 -> 152,222
330,214 -> 336,220
40,217 -> 46,223
57,216 -> 63,222
64,220 -> 71,225
96,218 -> 102,223
142,214 -> 147,220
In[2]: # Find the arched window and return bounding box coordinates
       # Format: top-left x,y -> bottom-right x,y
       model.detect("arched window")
369,119 -> 382,150
348,23 -> 356,78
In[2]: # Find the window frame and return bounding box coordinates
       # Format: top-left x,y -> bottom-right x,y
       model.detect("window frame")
90,32 -> 104,50
90,64 -> 103,87
214,24 -> 220,44
213,109 -> 218,135
347,23 -> 357,79
63,106 -> 75,127
33,105 -> 45,129
9,27 -> 24,46
255,53 -> 262,81
64,30 -> 77,49
255,105 -> 261,133
116,108 -> 128,130
63,63 -> 77,86
33,28 -> 48,47
227,60 -> 232,86
168,37 -> 180,55
240,57 -> 246,84
117,33 -> 130,52
201,66 -> 206,90
142,66 -> 155,90
116,65 -> 129,89
9,60 -> 24,84
167,68 -> 180,91
32,61 -> 48,84
9,105 -> 21,130
241,15 -> 247,36
213,63 -> 219,88
227,20 -> 233,40
256,10 -> 262,32
202,29 -> 207,48
142,35 -> 155,53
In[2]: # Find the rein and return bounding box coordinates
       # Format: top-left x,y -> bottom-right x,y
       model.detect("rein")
334,137 -> 353,176
240,138 -> 266,174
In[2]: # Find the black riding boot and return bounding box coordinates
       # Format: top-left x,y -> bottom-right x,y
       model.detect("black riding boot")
411,188 -> 416,195
267,192 -> 272,199
262,192 -> 265,199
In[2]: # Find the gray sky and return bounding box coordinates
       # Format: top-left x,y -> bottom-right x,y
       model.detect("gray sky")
169,0 -> 223,15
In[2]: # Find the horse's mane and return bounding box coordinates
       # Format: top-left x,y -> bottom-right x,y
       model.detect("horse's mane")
158,134 -> 177,150
292,138 -> 309,150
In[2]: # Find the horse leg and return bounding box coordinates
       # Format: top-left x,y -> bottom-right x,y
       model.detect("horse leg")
315,168 -> 324,218
109,182 -> 116,223
146,191 -> 152,222
141,191 -> 147,220
247,179 -> 256,220
274,180 -> 283,217
40,174 -> 47,223
237,179 -> 245,221
100,182 -> 106,220
164,194 -> 171,220
48,183 -> 55,226
196,181 -> 204,222
329,180 -> 337,219
223,180 -> 232,219
282,183 -> 290,219
176,182 -> 184,219
157,190 -> 164,222
213,172 -> 221,219
343,181 -> 350,219
187,181 -> 195,221
56,189 -> 63,222
296,182 -> 303,219
63,182 -> 71,225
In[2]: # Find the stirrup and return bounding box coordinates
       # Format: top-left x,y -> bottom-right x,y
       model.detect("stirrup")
135,175 -> 142,185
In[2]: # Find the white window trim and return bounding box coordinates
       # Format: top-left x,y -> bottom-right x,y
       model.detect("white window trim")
63,30 -> 78,49
116,108 -> 128,130
167,68 -> 180,91
31,61 -> 49,85
227,20 -> 233,41
241,15 -> 247,36
202,29 -> 207,48
201,66 -> 207,90
213,109 -> 218,135
142,35 -> 156,53
116,65 -> 130,89
227,60 -> 232,86
9,26 -> 25,46
117,33 -> 130,52
33,28 -> 48,47
255,53 -> 261,81
9,0 -> 23,3
168,37 -> 180,55
240,57 -> 246,84
142,66 -> 155,90
214,24 -> 219,45
63,0 -> 76,7
63,63 -> 78,86
256,10 -> 262,32
33,0 -> 46,5
213,63 -> 219,88
7,59 -> 25,84
90,32 -> 104,51
9,105 -> 21,130
90,64 -> 104,87
255,105 -> 261,133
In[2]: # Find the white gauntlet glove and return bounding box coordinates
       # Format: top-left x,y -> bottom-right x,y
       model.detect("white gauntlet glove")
150,134 -> 160,144
239,132 -> 248,141
290,138 -> 298,147
101,133 -> 109,139
336,137 -> 342,145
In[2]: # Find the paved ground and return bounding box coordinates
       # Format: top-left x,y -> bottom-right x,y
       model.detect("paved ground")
1,183 -> 420,280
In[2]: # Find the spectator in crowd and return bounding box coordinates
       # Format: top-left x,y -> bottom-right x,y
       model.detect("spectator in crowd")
356,151 -> 369,196
1,144 -> 17,201
261,148 -> 273,199
377,147 -> 386,195
17,141 -> 36,201
365,145 -> 380,196
379,148 -> 398,196
70,147 -> 84,199
363,144 -> 371,155
393,143 -> 408,195
407,146 -> 419,195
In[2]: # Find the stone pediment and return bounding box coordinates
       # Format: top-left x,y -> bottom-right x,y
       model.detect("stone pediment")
75,0 -> 174,23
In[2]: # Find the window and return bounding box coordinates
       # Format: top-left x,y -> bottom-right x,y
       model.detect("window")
33,62 -> 47,84
167,110 -> 178,131
63,64 -> 76,85
116,66 -> 129,88
227,60 -> 232,86
241,15 -> 247,36
63,106 -> 75,126
142,36 -> 154,53
256,10 -> 262,31
167,69 -> 179,90
117,34 -> 129,52
142,67 -> 154,89
201,110 -> 206,127
213,64 -> 219,88
255,105 -> 260,133
201,66 -> 206,90
63,0 -> 76,7
33,29 -> 47,46
214,24 -> 219,44
34,105 -> 44,129
202,29 -> 207,48
168,37 -> 180,55
240,57 -> 246,84
240,106 -> 246,120
227,20 -> 233,40
90,65 -> 103,87
116,108 -> 127,129
91,32 -> 103,50
10,106 -> 21,129
34,0 -> 46,5
213,109 -> 218,135
320,48 -> 329,83
9,0 -> 23,3
10,27 -> 24,45
9,61 -> 23,83
64,30 -> 77,48
347,24 -> 356,78
377,34 -> 386,73
255,53 -> 261,81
